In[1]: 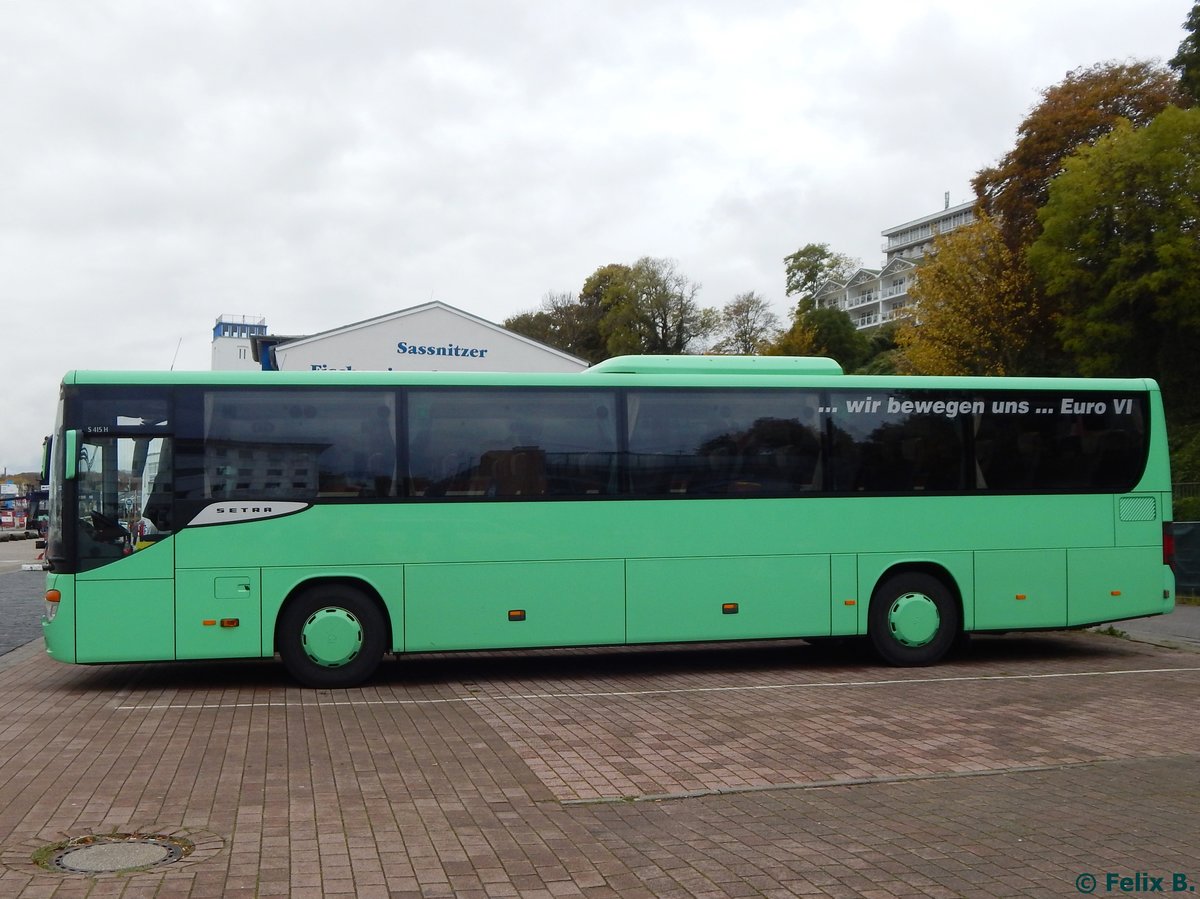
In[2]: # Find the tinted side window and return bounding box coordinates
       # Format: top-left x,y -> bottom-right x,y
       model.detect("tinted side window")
201,390 -> 397,499
974,392 -> 1147,492
825,390 -> 1148,494
826,392 -> 969,493
407,390 -> 618,498
626,390 -> 821,496
71,387 -> 170,432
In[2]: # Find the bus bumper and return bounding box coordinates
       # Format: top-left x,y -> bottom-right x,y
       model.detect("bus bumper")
41,572 -> 75,664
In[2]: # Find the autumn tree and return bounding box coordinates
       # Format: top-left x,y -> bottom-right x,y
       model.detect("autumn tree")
1172,2 -> 1200,102
896,215 -> 1039,376
766,316 -> 817,357
783,243 -> 859,305
973,61 -> 1187,250
711,291 -> 780,354
1027,106 -> 1200,415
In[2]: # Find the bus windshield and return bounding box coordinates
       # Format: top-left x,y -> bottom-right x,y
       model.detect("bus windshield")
75,431 -> 172,566
48,388 -> 172,572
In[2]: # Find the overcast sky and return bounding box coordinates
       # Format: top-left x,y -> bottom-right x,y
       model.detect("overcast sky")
0,0 -> 1191,472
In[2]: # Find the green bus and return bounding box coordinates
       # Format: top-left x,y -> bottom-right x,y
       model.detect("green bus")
41,356 -> 1175,688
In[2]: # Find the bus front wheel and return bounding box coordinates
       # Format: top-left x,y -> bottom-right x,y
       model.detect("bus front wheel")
868,572 -> 959,667
278,585 -> 386,688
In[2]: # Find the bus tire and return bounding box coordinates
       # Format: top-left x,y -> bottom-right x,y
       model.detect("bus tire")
868,572 -> 959,667
278,585 -> 386,688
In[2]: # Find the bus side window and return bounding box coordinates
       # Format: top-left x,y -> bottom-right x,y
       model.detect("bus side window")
827,392 -> 966,493
355,405 -> 396,497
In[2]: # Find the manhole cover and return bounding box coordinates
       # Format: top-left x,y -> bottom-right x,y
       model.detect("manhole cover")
36,833 -> 192,874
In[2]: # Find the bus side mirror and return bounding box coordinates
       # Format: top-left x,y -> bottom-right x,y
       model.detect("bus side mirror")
64,430 -> 79,480
40,436 -> 52,484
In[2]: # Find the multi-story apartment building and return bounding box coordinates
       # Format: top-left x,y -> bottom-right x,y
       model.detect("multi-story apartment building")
814,199 -> 976,329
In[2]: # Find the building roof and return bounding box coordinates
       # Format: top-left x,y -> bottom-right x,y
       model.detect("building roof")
880,199 -> 976,236
880,257 -> 917,276
259,300 -> 587,368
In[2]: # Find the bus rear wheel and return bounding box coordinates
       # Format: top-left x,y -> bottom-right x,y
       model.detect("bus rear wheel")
278,585 -> 386,688
868,572 -> 959,667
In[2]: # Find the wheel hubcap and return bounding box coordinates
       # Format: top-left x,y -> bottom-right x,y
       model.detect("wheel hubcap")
301,607 -> 363,667
887,592 -> 940,647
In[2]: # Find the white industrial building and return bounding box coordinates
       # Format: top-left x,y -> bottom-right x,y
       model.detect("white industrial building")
212,301 -> 587,373
211,315 -> 270,371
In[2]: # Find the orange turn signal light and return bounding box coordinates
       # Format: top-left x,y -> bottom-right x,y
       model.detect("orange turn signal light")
220,618 -> 240,628
45,589 -> 61,603
508,610 -> 526,621
1015,594 -> 1027,600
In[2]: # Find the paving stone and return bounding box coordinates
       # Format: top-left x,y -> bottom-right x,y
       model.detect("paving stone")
0,627 -> 1197,896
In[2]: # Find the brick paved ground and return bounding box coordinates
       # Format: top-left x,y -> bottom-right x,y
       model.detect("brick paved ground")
0,537 -> 45,657
0,570 -> 43,655
0,631 -> 1197,897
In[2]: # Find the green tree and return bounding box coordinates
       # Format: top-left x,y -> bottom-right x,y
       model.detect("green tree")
552,288 -> 608,364
973,61 -> 1187,250
1171,2 -> 1200,102
897,214 -> 1040,376
580,263 -> 634,325
596,257 -> 718,356
858,323 -> 905,374
504,307 -> 556,346
711,291 -> 780,354
783,243 -> 859,304
504,290 -> 608,364
767,300 -> 868,371
1027,106 -> 1200,415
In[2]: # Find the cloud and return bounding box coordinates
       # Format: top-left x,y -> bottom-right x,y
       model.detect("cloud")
0,0 -> 1189,470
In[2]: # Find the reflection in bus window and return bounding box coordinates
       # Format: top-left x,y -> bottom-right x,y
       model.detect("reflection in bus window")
826,392 -> 967,493
626,390 -> 822,496
407,390 -> 618,498
76,434 -> 174,568
201,390 -> 397,499
973,393 -> 1146,492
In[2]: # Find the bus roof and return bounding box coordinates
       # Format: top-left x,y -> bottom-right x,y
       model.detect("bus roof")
60,359 -> 1161,394
584,355 -> 844,376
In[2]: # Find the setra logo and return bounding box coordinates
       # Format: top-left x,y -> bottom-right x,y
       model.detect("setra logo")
188,501 -> 311,528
